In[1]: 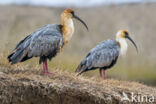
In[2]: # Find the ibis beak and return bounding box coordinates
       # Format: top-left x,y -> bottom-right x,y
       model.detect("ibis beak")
126,35 -> 138,53
72,14 -> 88,30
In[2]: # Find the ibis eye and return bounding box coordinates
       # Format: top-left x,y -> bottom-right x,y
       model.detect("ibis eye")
124,32 -> 129,36
71,11 -> 74,15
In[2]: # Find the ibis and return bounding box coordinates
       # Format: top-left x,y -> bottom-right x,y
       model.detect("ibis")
8,8 -> 88,74
75,30 -> 138,79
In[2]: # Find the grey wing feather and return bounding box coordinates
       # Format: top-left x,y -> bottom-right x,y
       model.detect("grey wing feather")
28,24 -> 63,57
8,24 -> 63,64
76,39 -> 120,74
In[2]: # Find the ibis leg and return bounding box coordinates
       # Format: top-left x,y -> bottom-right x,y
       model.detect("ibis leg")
103,70 -> 106,80
99,69 -> 102,78
43,61 -> 47,72
43,59 -> 53,75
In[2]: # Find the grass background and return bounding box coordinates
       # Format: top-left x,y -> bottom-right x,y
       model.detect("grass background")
0,3 -> 156,86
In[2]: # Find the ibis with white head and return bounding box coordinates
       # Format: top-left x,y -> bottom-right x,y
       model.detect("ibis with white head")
76,30 -> 138,79
8,8 -> 88,74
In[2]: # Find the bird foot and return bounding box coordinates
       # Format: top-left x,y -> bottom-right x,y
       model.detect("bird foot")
44,71 -> 54,75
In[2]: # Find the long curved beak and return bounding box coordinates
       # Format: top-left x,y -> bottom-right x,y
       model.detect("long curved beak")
126,35 -> 138,53
72,14 -> 88,31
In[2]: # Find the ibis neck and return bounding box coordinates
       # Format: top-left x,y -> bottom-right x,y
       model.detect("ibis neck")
61,17 -> 74,44
116,37 -> 128,56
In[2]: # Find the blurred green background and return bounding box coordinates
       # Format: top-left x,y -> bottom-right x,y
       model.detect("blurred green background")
0,2 -> 156,86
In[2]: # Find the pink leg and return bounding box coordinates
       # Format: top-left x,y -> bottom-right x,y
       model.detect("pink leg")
103,70 -> 106,80
43,59 -> 53,75
99,69 -> 102,78
43,61 -> 47,72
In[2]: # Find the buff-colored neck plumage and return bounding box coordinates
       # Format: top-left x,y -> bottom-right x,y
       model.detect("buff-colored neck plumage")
116,30 -> 128,56
61,12 -> 74,44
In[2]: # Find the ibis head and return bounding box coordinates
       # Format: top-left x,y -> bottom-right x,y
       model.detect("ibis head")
62,9 -> 88,30
116,30 -> 138,55
61,8 -> 88,43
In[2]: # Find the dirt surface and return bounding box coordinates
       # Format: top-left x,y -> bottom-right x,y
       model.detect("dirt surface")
0,67 -> 155,104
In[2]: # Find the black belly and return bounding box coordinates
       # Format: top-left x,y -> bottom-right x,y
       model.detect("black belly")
100,56 -> 118,70
39,48 -> 59,64
88,56 -> 119,71
82,56 -> 119,73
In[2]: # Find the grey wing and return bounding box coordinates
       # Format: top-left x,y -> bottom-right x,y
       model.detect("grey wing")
8,24 -> 63,64
88,39 -> 117,54
28,27 -> 63,57
76,39 -> 120,74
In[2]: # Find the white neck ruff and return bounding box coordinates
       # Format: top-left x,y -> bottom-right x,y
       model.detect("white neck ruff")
116,37 -> 128,56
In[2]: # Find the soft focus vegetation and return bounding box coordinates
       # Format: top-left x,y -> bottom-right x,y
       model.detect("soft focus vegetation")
0,4 -> 156,86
